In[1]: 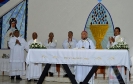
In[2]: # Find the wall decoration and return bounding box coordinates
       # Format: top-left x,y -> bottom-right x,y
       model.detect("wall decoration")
0,0 -> 28,49
0,0 -> 9,7
84,0 -> 114,49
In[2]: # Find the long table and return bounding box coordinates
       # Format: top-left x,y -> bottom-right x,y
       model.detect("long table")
26,49 -> 131,84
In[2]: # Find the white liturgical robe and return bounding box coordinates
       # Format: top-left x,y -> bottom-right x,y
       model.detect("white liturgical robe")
8,36 -> 28,76
62,38 -> 77,74
107,35 -> 124,48
75,38 -> 95,83
44,39 -> 57,74
4,28 -> 17,48
26,39 -> 42,80
62,38 -> 77,49
107,35 -> 126,84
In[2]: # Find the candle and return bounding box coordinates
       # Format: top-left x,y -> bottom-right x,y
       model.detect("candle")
120,38 -> 123,42
34,39 -> 37,43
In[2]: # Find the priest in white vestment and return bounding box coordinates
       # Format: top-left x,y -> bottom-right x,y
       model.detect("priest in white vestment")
4,18 -> 17,49
75,31 -> 95,84
44,32 -> 57,76
107,27 -> 126,84
26,32 -> 42,81
107,27 -> 124,48
62,31 -> 77,77
8,30 -> 28,80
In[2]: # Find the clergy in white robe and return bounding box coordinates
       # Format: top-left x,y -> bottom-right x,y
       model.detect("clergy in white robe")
75,31 -> 95,84
26,32 -> 42,81
62,31 -> 77,77
8,30 -> 28,80
4,18 -> 17,49
107,28 -> 124,48
44,32 -> 57,76
107,27 -> 126,84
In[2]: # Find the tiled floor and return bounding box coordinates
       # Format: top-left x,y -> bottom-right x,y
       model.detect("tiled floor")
0,76 -> 133,84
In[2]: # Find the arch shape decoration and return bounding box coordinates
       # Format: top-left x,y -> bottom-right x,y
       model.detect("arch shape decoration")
84,2 -> 114,49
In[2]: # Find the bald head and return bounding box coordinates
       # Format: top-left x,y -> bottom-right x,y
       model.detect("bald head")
32,32 -> 38,40
81,31 -> 88,40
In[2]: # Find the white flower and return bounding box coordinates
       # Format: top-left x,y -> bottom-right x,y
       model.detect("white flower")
34,39 -> 37,43
35,45 -> 37,47
32,45 -> 34,47
55,40 -> 57,43
120,38 -> 124,42
124,42 -> 127,44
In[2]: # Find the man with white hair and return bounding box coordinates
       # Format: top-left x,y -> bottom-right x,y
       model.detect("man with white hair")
75,31 -> 95,84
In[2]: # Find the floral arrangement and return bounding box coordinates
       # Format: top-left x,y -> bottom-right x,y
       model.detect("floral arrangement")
2,54 -> 9,58
29,39 -> 46,49
109,42 -> 129,50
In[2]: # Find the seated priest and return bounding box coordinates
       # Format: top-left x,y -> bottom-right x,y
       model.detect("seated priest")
44,32 -> 57,77
107,27 -> 126,84
8,30 -> 28,80
62,31 -> 77,77
26,32 -> 42,81
75,31 -> 95,84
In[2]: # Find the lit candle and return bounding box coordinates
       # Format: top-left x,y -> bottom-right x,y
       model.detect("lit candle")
34,39 -> 37,43
120,38 -> 123,42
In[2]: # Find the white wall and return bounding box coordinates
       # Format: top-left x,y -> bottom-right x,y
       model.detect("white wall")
0,0 -> 23,17
27,0 -> 96,48
27,0 -> 133,48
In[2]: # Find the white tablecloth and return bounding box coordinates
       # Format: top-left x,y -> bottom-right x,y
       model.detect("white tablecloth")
0,58 -> 10,72
26,49 -> 131,71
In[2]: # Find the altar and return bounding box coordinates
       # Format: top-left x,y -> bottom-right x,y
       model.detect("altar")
26,49 -> 131,84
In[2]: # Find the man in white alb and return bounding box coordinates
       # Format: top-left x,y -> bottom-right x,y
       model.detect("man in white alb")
107,27 -> 126,84
107,27 -> 124,48
26,32 -> 42,81
8,30 -> 28,80
44,32 -> 57,76
75,31 -> 95,84
62,31 -> 77,77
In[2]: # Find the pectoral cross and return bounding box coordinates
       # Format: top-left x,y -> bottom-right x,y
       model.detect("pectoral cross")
82,40 -> 85,48
69,45 -> 71,49
68,42 -> 71,49
82,47 -> 85,48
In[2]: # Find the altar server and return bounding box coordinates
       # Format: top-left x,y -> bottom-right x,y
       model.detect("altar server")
8,30 -> 28,80
44,32 -> 57,76
75,31 -> 95,84
26,32 -> 42,81
62,31 -> 77,77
